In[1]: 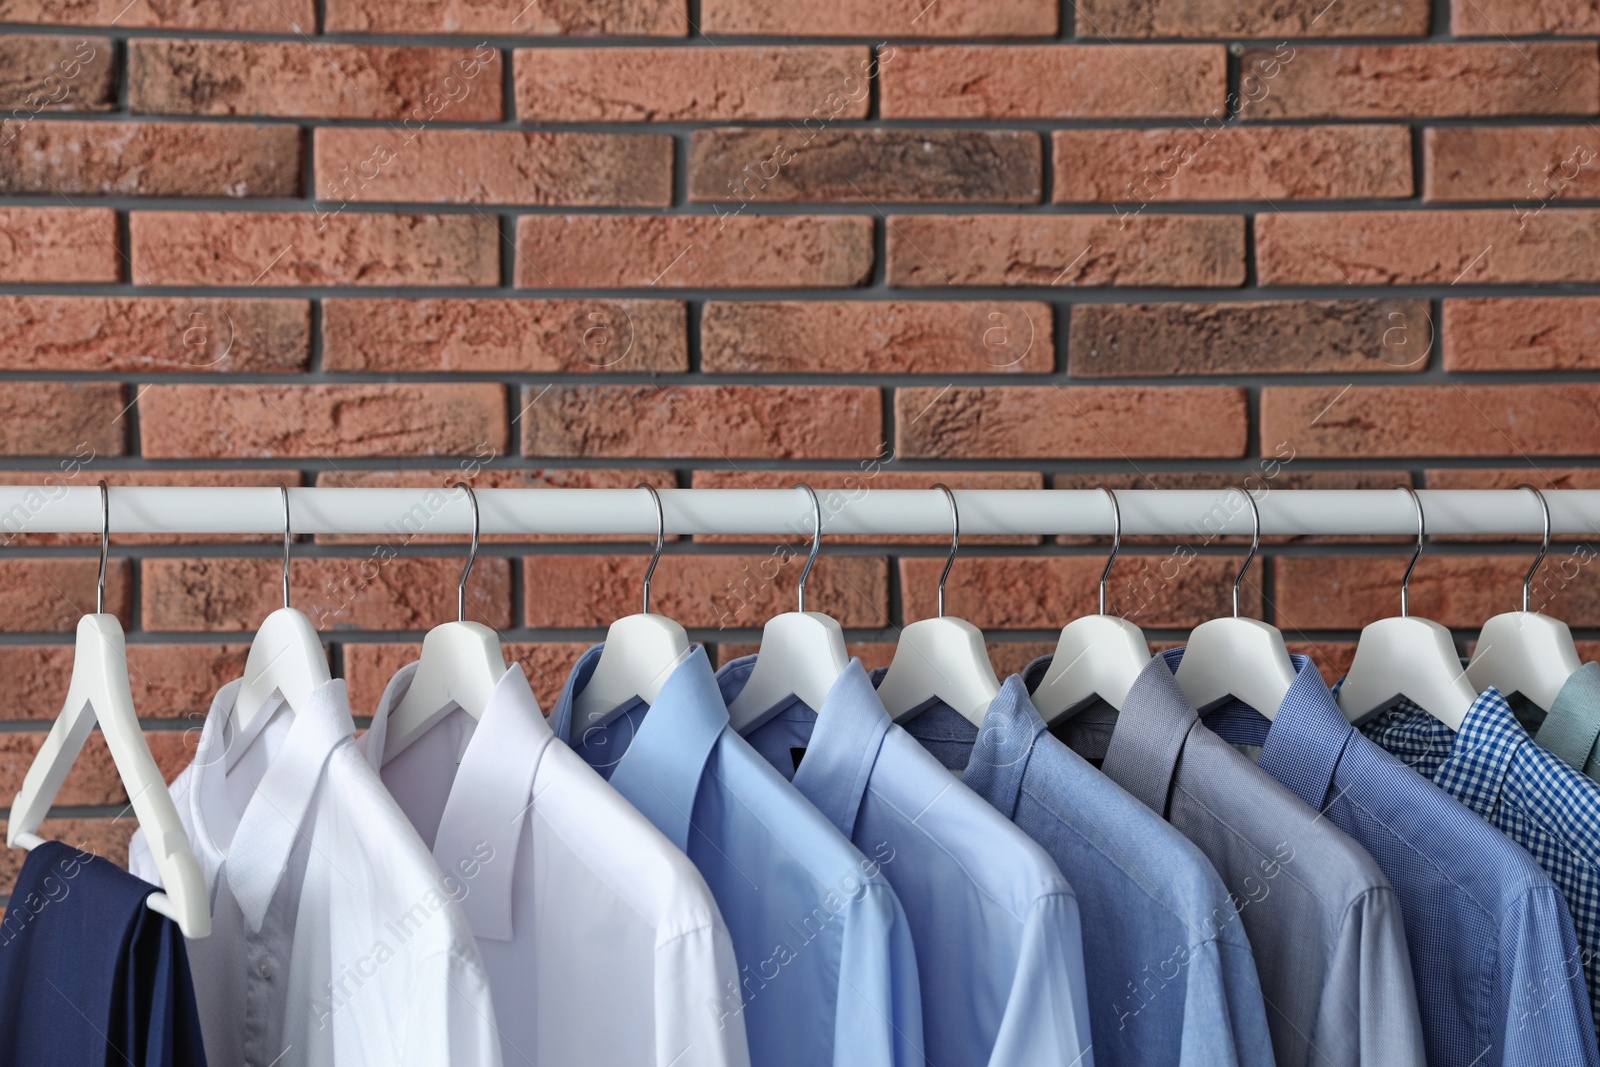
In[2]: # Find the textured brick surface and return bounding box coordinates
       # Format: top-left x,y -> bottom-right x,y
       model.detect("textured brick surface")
0,35 -> 114,111
1,121 -> 300,197
1424,127 -> 1600,202
514,47 -> 871,122
887,214 -> 1244,288
690,129 -> 1042,204
0,560 -> 129,632
325,0 -> 685,34
1053,126 -> 1412,202
881,45 -> 1225,118
701,301 -> 1052,374
0,383 -> 127,457
140,384 -> 508,459
1444,298 -> 1600,371
1451,0 -> 1600,36
344,640 -> 597,715
0,207 -> 119,283
702,0 -> 1054,36
0,0 -> 312,30
0,297 -> 309,373
0,818 -> 138,897
0,644 -> 249,720
1073,0 -> 1430,36
1070,300 -> 1430,376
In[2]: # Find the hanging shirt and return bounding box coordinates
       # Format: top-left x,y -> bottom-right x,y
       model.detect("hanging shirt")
715,655 -> 1093,1067
550,644 -> 924,1067
1507,661 -> 1600,783
0,840 -> 207,1067
129,678 -> 502,1067
358,661 -> 750,1067
897,673 -> 1275,1067
1201,655 -> 1598,1067
1044,649 -> 1426,1067
1360,685 -> 1600,1035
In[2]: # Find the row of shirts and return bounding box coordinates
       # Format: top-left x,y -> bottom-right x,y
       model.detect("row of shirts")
86,639 -> 1600,1066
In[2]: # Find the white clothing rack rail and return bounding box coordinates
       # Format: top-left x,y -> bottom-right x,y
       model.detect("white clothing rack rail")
1,486 -> 1598,539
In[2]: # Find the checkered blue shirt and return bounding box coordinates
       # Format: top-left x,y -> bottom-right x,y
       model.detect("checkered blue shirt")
1362,687 -> 1600,1034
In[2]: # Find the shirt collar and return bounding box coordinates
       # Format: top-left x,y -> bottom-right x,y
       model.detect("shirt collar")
773,659 -> 892,839
1537,662 -> 1600,774
1446,686 -> 1526,796
961,676 -> 1046,820
1096,650 -> 1201,817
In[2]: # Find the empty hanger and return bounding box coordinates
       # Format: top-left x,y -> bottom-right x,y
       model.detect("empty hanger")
1174,486 -> 1297,718
1465,485 -> 1581,712
8,483 -> 210,938
727,484 -> 850,734
1337,487 -> 1477,729
228,485 -> 332,770
1033,487 -> 1152,724
878,484 -> 1001,727
571,483 -> 692,731
382,482 -> 509,763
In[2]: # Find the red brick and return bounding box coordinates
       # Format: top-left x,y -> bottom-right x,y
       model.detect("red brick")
0,383 -> 127,457
1053,126 -> 1412,202
1257,209 -> 1600,285
689,469 -> 1045,545
887,215 -> 1243,288
1287,642 -> 1359,686
140,384 -> 508,459
1,734 -> 129,807
895,386 -> 1247,459
880,45 -> 1224,119
1452,0 -> 1600,36
689,129 -> 1042,204
0,35 -> 113,111
129,211 -> 498,287
143,557 -> 512,633
0,470 -> 304,546
515,216 -> 872,289
701,301 -> 1052,374
0,559 -> 130,633
524,555 -> 889,630
1070,299 -> 1430,376
1424,127 -> 1600,203
2,122 -> 300,197
1424,468 -> 1600,543
900,556 -> 1261,630
0,818 -> 137,897
0,207 -> 119,283
0,297 -> 309,374
1241,44 -> 1600,119
314,129 -> 671,207
514,46 -> 871,122
326,0 -> 684,34
0,0 -> 312,30
521,385 -> 882,460
1261,385 -> 1600,457
322,299 -> 685,374
0,644 -> 248,721
343,641 -> 598,716
1074,0 -> 1428,36
313,468 -> 677,544
1444,298 -> 1600,371
129,40 -> 502,120
703,0 -> 1053,35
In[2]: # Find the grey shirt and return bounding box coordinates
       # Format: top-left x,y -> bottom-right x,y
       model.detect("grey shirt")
1037,650 -> 1426,1067
1515,661 -> 1600,783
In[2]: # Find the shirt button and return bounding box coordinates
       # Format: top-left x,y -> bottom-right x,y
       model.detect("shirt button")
259,962 -> 272,979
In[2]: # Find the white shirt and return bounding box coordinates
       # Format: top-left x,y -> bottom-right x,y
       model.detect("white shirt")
360,662 -> 751,1067
130,678 -> 502,1067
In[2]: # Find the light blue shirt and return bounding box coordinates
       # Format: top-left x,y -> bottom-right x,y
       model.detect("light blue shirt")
903,674 -> 1276,1067
551,645 -> 923,1067
718,655 -> 1095,1067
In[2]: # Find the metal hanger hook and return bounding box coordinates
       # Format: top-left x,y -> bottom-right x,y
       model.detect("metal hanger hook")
638,483 -> 665,616
454,481 -> 480,623
97,480 -> 109,615
793,483 -> 822,614
1518,484 -> 1552,613
1228,485 -> 1261,619
279,484 -> 292,611
1399,485 -> 1426,618
1097,486 -> 1121,617
933,484 -> 959,619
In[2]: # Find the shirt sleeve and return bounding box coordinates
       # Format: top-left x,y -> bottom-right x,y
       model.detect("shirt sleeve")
986,891 -> 1095,1067
1178,931 -> 1276,1067
656,921 -> 752,1067
833,881 -> 924,1067
399,949 -> 504,1067
1315,886 -> 1426,1067
1500,883 -> 1600,1067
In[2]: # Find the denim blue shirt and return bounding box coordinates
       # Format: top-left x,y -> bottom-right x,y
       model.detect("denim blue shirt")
898,672 -> 1276,1067
718,655 -> 1095,1067
551,645 -> 924,1067
1205,656 -> 1599,1067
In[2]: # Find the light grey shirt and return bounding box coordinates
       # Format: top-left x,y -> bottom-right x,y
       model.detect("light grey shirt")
1523,661 -> 1600,783
1048,651 -> 1426,1067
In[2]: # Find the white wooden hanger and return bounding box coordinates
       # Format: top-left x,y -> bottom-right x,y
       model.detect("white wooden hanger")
879,485 -> 1001,727
1175,486 -> 1297,718
1466,485 -> 1580,712
572,483 -> 692,731
728,484 -> 849,734
1034,486 -> 1151,724
383,482 -> 508,763
1338,486 -> 1477,729
229,486 -> 331,770
8,483 -> 210,938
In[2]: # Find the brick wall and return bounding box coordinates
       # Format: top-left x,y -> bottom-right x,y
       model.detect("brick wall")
3,0 -> 1600,897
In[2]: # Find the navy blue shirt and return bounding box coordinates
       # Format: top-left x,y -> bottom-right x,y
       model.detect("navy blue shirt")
0,840 -> 207,1067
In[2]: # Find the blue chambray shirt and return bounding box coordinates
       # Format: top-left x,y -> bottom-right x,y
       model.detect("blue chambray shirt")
1205,656 -> 1599,1067
717,655 -> 1095,1067
1359,684 -> 1600,1040
551,645 -> 924,1067
898,673 -> 1276,1067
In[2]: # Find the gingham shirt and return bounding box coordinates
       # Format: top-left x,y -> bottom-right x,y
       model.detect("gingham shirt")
1361,686 -> 1600,1032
